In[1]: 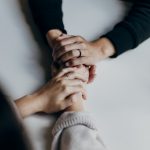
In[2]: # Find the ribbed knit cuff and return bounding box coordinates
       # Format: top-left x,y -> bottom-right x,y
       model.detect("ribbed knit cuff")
103,22 -> 138,57
52,112 -> 97,136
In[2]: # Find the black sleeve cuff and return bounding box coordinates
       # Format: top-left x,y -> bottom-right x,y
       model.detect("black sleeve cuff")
103,23 -> 138,57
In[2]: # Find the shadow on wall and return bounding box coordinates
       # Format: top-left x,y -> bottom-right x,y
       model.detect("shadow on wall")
17,0 -> 53,83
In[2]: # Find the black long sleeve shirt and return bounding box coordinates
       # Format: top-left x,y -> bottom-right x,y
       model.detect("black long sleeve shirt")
28,0 -> 150,56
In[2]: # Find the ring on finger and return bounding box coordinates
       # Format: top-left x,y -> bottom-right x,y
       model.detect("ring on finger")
78,49 -> 82,58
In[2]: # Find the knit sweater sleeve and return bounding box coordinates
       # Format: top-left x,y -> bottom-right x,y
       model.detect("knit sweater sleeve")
28,0 -> 67,35
103,0 -> 150,57
51,112 -> 106,150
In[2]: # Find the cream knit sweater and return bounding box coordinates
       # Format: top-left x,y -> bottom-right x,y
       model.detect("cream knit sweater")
51,112 -> 106,150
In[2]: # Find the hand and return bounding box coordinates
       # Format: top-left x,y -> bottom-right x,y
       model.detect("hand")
15,67 -> 87,117
62,65 -> 89,112
46,30 -> 67,77
36,67 -> 87,113
53,36 -> 115,66
51,34 -> 97,83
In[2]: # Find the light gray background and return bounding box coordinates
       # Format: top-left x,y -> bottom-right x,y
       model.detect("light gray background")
0,0 -> 150,150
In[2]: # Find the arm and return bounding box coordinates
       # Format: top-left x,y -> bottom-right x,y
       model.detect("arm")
15,67 -> 86,118
28,0 -> 67,36
51,66 -> 106,150
103,0 -> 150,56
52,0 -> 150,68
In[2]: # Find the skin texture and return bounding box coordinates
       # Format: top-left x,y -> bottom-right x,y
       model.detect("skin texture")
46,29 -> 114,113
16,27 -> 115,117
53,35 -> 115,66
47,30 -> 97,83
46,30 -> 92,112
15,67 -> 88,118
47,29 -> 115,83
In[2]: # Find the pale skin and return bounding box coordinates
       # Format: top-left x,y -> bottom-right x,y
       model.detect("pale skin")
15,66 -> 89,118
15,27 -> 114,118
46,29 -> 115,82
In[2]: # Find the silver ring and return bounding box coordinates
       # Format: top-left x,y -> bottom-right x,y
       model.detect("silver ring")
78,49 -> 82,58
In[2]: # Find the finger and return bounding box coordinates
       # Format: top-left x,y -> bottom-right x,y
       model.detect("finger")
56,36 -> 84,48
82,92 -> 87,100
62,94 -> 79,109
65,57 -> 93,67
54,43 -> 86,61
68,90 -> 87,101
60,79 -> 85,87
56,34 -> 71,41
56,67 -> 77,78
64,94 -> 79,107
64,72 -> 88,82
54,35 -> 74,50
60,49 -> 80,62
53,34 -> 68,48
66,86 -> 87,97
88,74 -> 96,84
53,34 -> 71,51
67,80 -> 87,100
88,65 -> 96,83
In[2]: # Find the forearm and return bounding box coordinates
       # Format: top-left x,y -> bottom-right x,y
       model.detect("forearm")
103,0 -> 150,56
15,93 -> 42,118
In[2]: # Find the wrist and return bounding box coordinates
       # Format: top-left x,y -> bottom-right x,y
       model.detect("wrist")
94,37 -> 116,59
15,93 -> 42,118
46,29 -> 63,48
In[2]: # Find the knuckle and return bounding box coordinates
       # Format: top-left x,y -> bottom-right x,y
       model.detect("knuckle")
61,68 -> 67,73
79,84 -> 84,89
60,80 -> 66,86
79,80 -> 83,85
81,42 -> 86,49
76,36 -> 82,41
64,86 -> 69,93
71,50 -> 77,57
70,96 -> 76,103
72,94 -> 77,100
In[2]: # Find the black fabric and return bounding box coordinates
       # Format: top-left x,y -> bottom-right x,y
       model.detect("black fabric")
28,0 -> 67,35
104,0 -> 150,56
0,90 -> 30,150
28,0 -> 150,56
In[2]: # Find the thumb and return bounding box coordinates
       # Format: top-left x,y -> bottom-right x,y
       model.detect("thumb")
64,94 -> 78,108
88,65 -> 96,83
